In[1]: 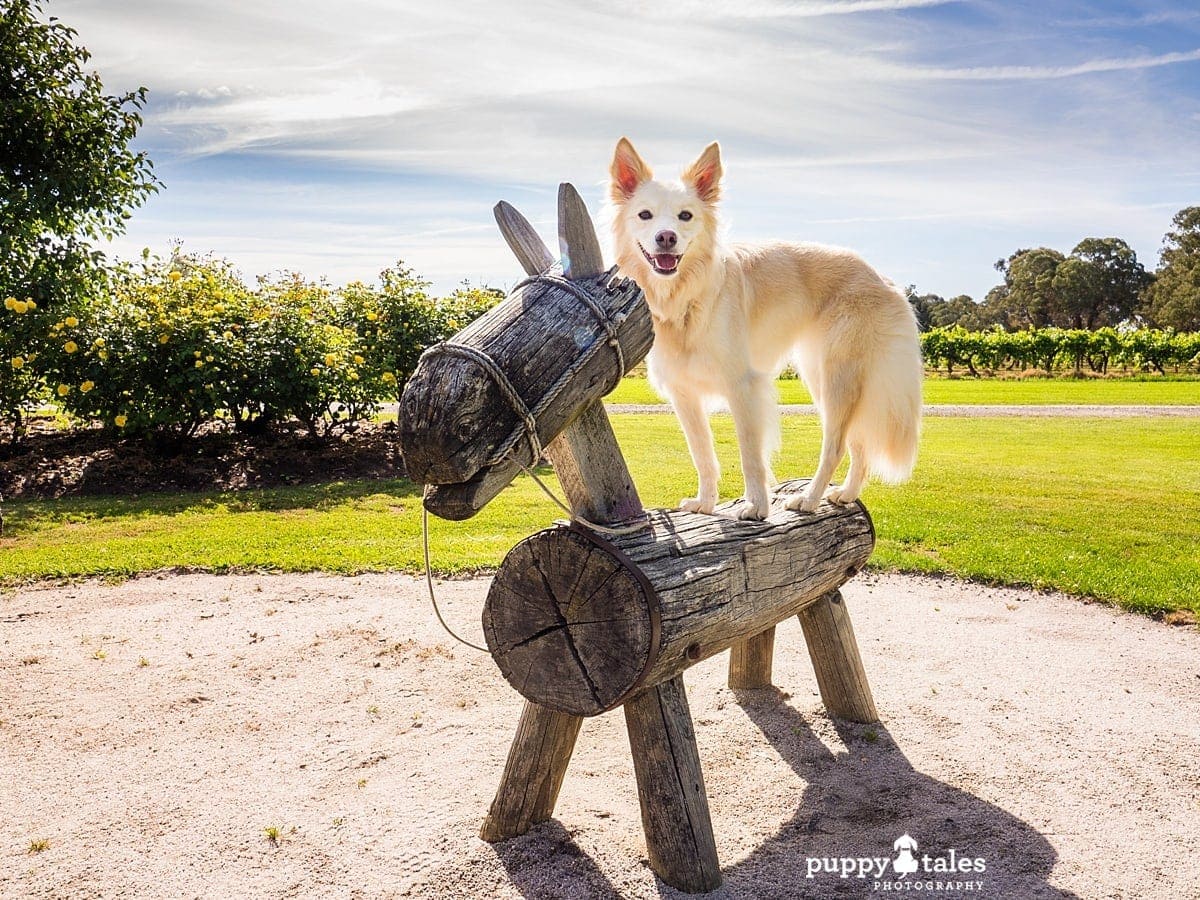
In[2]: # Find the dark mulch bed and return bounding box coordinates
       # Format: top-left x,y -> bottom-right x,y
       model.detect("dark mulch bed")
0,418 -> 406,500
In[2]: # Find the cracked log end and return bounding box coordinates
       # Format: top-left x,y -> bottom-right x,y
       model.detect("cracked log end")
483,526 -> 659,717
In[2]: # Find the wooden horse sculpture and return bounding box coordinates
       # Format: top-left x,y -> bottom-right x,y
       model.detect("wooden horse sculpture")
399,184 -> 879,894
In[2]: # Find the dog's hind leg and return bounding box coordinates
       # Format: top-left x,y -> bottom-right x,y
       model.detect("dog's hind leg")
786,365 -> 856,513
672,390 -> 721,515
786,417 -> 847,513
825,439 -> 867,505
727,371 -> 779,520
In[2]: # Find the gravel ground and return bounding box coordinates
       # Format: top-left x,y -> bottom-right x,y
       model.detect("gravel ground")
3,571 -> 1198,899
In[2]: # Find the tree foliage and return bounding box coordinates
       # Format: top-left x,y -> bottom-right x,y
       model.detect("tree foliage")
1142,206 -> 1200,331
0,0 -> 159,307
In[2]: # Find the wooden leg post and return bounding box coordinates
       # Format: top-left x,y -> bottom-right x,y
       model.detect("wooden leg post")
480,701 -> 583,842
623,676 -> 722,893
797,590 -> 879,723
728,625 -> 776,689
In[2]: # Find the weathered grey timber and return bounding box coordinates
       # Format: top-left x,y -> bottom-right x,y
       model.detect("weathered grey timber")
483,480 -> 874,716
478,701 -> 582,842
729,624 -> 777,690
798,589 -> 880,723
399,266 -> 651,493
624,676 -> 722,894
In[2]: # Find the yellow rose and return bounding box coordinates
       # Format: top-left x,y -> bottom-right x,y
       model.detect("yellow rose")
354,355 -> 364,365
65,316 -> 79,327
80,380 -> 94,393
98,350 -> 109,360
195,360 -> 204,368
169,271 -> 182,282
381,371 -> 396,383
324,354 -> 336,366
114,415 -> 128,428
205,354 -> 213,362
310,367 -> 321,376
366,311 -> 378,321
10,356 -> 24,369
56,383 -> 70,397
26,299 -> 36,310
93,338 -> 105,347
194,351 -> 202,358
294,348 -> 302,355
223,331 -> 234,340
13,300 -> 28,314
64,341 -> 79,354
3,297 -> 15,310
159,334 -> 170,344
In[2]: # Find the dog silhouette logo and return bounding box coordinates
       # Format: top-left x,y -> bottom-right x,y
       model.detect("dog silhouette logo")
893,833 -> 920,876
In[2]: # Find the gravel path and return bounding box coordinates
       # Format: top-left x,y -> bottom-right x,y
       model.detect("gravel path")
606,403 -> 1200,418
3,571 -> 1198,899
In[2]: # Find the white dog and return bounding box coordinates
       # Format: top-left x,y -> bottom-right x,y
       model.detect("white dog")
608,138 -> 922,520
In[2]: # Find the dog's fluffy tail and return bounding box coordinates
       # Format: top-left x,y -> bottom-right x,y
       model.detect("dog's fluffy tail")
851,331 -> 923,484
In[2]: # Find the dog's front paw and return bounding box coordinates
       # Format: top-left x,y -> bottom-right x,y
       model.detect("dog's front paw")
783,493 -> 821,513
679,496 -> 716,515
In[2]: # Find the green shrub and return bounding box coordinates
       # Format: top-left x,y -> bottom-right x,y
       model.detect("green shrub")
42,253 -> 253,437
252,273 -> 382,436
1,294 -> 51,443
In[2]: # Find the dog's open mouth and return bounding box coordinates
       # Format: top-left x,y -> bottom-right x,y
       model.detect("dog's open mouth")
639,244 -> 681,275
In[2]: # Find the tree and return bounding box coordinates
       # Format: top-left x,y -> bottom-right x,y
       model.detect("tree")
904,286 -> 936,331
987,241 -> 1150,330
1142,207 -> 1200,331
1052,237 -> 1150,328
1,0 -> 159,308
990,248 -> 1064,329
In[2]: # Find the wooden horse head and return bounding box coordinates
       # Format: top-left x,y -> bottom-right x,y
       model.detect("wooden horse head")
399,184 -> 652,520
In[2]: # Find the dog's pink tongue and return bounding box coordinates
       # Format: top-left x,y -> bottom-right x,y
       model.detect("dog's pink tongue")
654,254 -> 679,271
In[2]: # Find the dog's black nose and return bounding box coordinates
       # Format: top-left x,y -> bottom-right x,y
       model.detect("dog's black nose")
655,230 -> 678,249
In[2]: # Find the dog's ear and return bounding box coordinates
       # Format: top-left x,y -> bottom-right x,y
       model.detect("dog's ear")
610,137 -> 652,202
682,141 -> 722,203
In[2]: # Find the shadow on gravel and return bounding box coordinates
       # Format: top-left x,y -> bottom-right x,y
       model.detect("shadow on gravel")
721,687 -> 1080,899
488,687 -> 1078,899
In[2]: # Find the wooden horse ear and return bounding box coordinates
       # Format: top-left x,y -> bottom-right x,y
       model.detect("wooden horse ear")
494,201 -> 554,277
610,137 -> 652,202
557,183 -> 603,280
681,141 -> 722,203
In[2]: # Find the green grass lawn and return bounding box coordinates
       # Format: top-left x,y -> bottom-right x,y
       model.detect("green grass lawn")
2,415 -> 1197,617
606,375 -> 1200,406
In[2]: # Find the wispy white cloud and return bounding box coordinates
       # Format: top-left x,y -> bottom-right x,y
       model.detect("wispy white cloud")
1055,9 -> 1200,29
629,0 -> 959,19
53,0 -> 1200,300
884,47 -> 1200,81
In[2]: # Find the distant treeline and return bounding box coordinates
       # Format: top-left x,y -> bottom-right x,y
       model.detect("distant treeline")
907,206 -> 1200,334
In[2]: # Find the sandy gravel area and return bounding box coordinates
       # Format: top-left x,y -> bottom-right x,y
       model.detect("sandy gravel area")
2,571 -> 1198,899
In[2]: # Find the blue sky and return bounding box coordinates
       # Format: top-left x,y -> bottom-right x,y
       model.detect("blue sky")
57,0 -> 1200,300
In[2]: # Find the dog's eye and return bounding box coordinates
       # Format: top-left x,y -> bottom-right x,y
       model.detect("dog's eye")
679,211 -> 693,221
637,210 -> 653,220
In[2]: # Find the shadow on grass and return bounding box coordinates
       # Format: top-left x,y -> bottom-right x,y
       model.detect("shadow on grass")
486,688 -> 1078,899
2,478 -> 424,533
